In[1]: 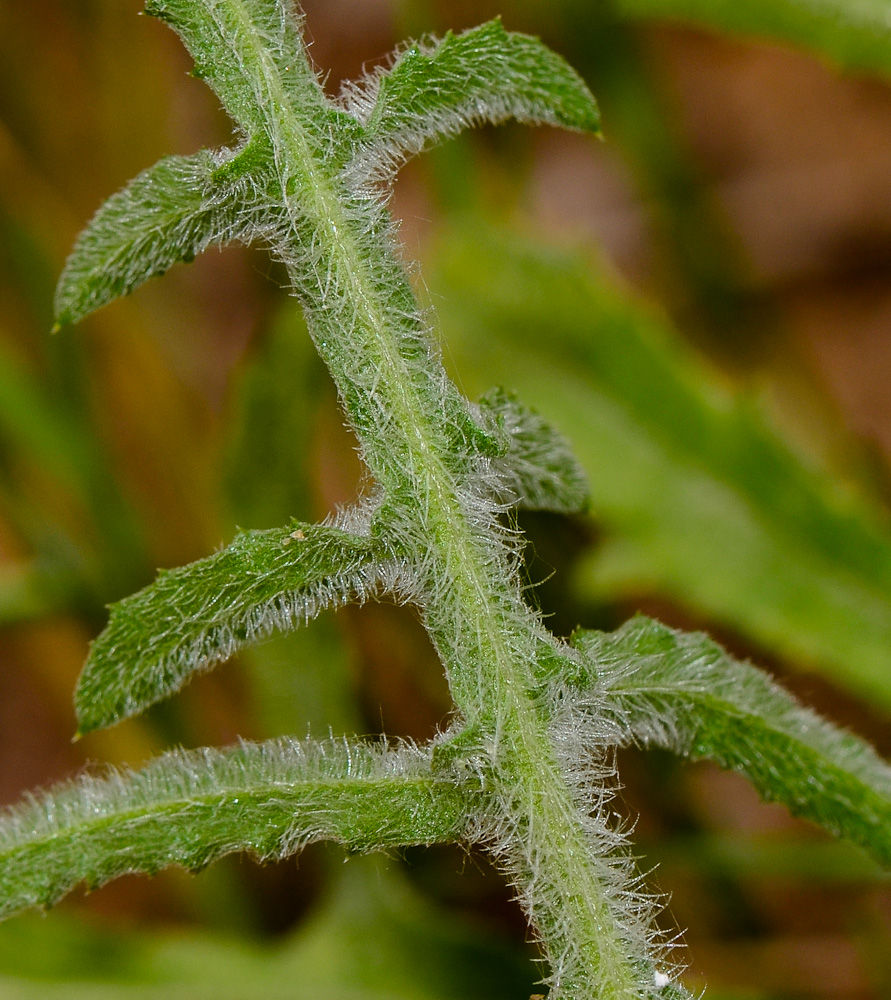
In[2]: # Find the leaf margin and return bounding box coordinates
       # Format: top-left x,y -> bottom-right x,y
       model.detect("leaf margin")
570,615 -> 891,869
75,520 -> 380,735
0,736 -> 474,920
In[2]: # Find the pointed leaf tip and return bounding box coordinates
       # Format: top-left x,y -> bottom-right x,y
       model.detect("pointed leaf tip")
75,522 -> 377,734
344,19 -> 600,183
55,148 -> 265,327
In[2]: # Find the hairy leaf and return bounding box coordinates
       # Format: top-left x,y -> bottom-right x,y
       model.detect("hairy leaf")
76,522 -> 378,734
615,0 -> 891,78
571,617 -> 891,868
476,387 -> 589,514
342,19 -> 600,184
432,224 -> 891,707
0,738 -> 472,921
54,148 -> 267,326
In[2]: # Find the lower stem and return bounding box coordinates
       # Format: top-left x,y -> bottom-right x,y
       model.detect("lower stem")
493,705 -> 650,999
422,534 -> 652,998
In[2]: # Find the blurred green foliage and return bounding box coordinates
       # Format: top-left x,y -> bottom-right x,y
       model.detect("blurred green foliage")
433,225 -> 891,708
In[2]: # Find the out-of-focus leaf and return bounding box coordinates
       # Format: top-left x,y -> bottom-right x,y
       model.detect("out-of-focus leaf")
222,303 -> 326,531
431,223 -> 891,707
645,832 -> 890,883
0,330 -> 147,617
615,0 -> 891,78
0,563 -> 81,627
0,855 -> 534,999
243,622 -> 360,739
0,336 -> 95,501
277,855 -> 537,1000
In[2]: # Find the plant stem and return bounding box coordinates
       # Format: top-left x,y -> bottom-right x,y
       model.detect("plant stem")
160,6 -> 658,994
257,51 -> 652,1000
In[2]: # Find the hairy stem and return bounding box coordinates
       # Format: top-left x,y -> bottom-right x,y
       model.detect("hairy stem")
256,35 -> 657,1000
53,3 -> 674,994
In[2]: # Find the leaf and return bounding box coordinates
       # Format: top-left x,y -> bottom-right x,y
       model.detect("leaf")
0,857 -> 534,1000
0,329 -> 147,600
570,617 -> 891,869
646,831 -> 889,884
0,336 -> 95,496
342,18 -> 600,184
431,223 -> 891,708
145,0 -> 327,134
222,302 -> 326,530
0,737 -> 472,921
614,0 -> 891,78
476,387 -> 589,514
279,856 -> 538,1000
76,522 -> 377,735
0,563 -> 81,628
54,147 -> 269,326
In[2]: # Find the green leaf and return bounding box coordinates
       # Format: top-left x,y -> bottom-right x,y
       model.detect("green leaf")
344,19 -> 600,183
54,148 -> 266,326
0,857 -> 534,1000
431,223 -> 891,708
0,336 -> 95,496
0,563 -> 80,627
222,302 -> 325,530
145,0 -> 326,134
476,387 -> 589,514
279,856 -> 538,1000
571,617 -> 891,869
614,0 -> 891,78
0,737 -> 472,921
645,831 -> 889,884
76,522 -> 377,734
243,621 -> 360,739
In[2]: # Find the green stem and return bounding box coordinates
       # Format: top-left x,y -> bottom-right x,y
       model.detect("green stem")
270,88 -> 653,1000
192,6 -> 663,995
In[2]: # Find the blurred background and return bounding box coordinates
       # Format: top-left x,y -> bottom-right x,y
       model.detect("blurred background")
0,0 -> 890,997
